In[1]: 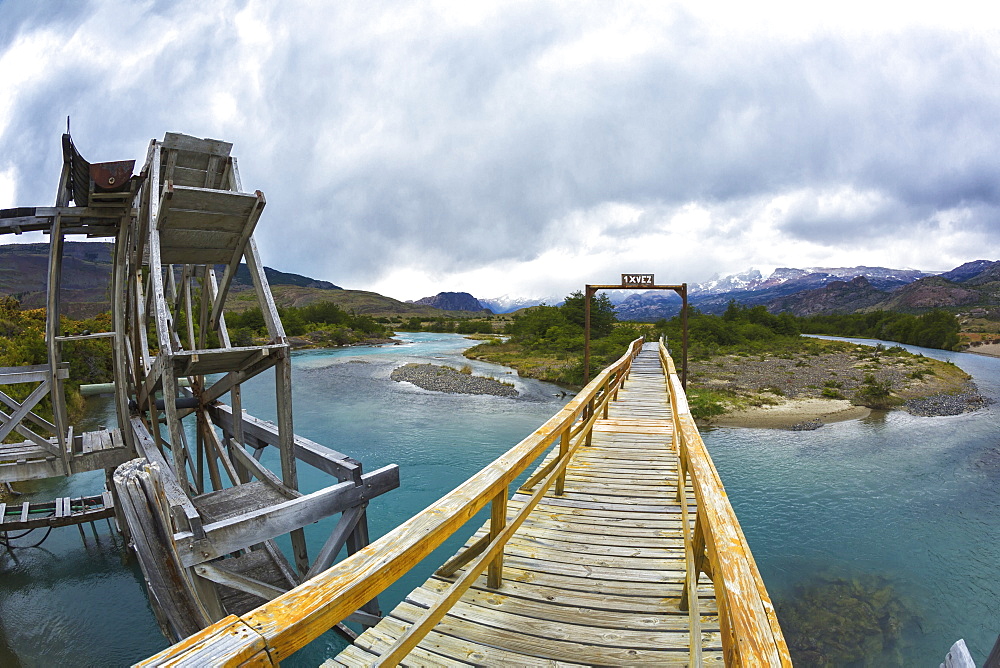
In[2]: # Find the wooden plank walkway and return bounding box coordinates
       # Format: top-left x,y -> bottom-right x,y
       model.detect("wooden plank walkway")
0,427 -> 131,483
333,344 -> 722,666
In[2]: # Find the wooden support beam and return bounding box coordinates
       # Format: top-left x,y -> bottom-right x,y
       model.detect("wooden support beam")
129,416 -> 204,539
194,562 -> 287,602
210,191 -> 266,333
304,505 -> 366,580
45,212 -> 70,470
193,353 -> 277,410
114,459 -> 216,641
487,486 -> 508,588
0,391 -> 58,434
241,237 -> 286,343
206,268 -> 232,348
226,438 -> 298,499
174,465 -> 399,568
0,380 -> 54,443
434,533 -> 490,579
206,404 -> 364,484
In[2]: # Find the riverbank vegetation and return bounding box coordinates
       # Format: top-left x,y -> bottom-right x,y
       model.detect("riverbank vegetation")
797,310 -> 961,350
465,292 -> 648,386
226,301 -> 394,347
0,297 -> 113,434
466,297 -> 975,419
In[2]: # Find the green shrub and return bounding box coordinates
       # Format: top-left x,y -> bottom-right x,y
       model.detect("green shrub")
687,389 -> 729,420
853,374 -> 896,409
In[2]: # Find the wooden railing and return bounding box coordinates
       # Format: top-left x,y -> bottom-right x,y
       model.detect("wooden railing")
139,337 -> 645,666
659,340 -> 791,667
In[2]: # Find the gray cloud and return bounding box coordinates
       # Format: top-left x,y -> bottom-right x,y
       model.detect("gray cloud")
2,2 -> 999,297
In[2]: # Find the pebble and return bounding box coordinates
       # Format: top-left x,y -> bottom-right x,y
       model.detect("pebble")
903,392 -> 993,417
790,419 -> 823,431
390,363 -> 518,398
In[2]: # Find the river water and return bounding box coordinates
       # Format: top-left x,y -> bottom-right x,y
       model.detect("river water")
1,333 -> 998,666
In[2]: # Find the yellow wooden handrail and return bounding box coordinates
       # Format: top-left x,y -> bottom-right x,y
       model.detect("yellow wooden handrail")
139,338 -> 645,666
659,341 -> 791,667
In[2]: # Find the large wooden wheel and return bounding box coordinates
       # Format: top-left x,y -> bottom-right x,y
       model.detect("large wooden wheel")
111,133 -> 398,642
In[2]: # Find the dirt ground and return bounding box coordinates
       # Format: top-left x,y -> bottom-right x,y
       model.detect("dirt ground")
690,341 -> 975,429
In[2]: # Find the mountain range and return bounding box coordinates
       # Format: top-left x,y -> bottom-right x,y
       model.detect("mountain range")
469,262 -> 999,320
2,241 -> 997,322
609,261 -> 999,320
0,242 -> 470,319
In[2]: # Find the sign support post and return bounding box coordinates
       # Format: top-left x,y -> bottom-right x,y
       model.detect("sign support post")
583,275 -> 688,388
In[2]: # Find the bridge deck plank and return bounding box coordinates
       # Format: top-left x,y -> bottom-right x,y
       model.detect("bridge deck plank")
0,428 -> 130,483
335,345 -> 719,665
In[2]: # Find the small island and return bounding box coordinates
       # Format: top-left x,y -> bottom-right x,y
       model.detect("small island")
390,363 -> 518,398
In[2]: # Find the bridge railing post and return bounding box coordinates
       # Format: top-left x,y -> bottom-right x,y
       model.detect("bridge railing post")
585,399 -> 595,447
602,377 -> 611,419
554,428 -> 571,496
487,485 -> 508,588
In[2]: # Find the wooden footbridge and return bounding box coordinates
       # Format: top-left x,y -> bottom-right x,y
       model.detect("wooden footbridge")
144,340 -> 790,666
2,132 -> 787,666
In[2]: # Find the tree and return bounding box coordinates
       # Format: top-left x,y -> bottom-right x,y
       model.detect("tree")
561,291 -> 616,337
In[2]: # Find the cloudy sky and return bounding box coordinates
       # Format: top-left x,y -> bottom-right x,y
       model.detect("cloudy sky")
1,1 -> 999,302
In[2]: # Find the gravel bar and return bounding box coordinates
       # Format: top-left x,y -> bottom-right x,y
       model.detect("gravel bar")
390,363 -> 518,397
903,392 -> 993,417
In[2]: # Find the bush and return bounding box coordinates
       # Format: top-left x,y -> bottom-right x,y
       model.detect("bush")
853,374 -> 896,409
687,389 -> 729,420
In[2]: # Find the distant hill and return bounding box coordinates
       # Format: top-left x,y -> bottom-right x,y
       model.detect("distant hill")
879,275 -> 991,311
0,242 -> 114,317
938,260 -> 998,283
5,240 -> 996,322
412,292 -> 491,313
233,264 -> 341,290
962,261 -> 1000,287
0,241 -> 478,320
0,241 -> 344,318
767,276 -> 892,316
228,284 -> 485,318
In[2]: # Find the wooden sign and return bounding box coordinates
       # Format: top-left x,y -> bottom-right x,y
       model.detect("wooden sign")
621,273 -> 654,287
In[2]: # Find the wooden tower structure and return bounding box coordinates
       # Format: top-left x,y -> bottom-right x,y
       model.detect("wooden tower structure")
1,132 -> 399,643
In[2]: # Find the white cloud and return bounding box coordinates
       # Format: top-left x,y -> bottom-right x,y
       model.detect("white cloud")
0,166 -> 16,209
2,1 -> 999,300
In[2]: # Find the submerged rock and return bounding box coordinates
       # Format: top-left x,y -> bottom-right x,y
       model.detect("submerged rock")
775,573 -> 920,666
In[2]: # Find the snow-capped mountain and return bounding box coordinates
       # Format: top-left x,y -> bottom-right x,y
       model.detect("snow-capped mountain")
478,294 -> 563,313
690,268 -> 766,295
482,265 -> 943,321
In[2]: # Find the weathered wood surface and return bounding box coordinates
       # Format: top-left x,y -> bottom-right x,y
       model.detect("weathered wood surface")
328,343 -> 725,666
660,344 -> 790,667
0,491 -> 115,531
137,340 -> 644,666
0,428 -> 131,483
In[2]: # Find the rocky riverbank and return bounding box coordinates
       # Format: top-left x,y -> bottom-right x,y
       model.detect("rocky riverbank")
390,363 -> 518,397
691,340 -> 989,429
903,391 -> 994,416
